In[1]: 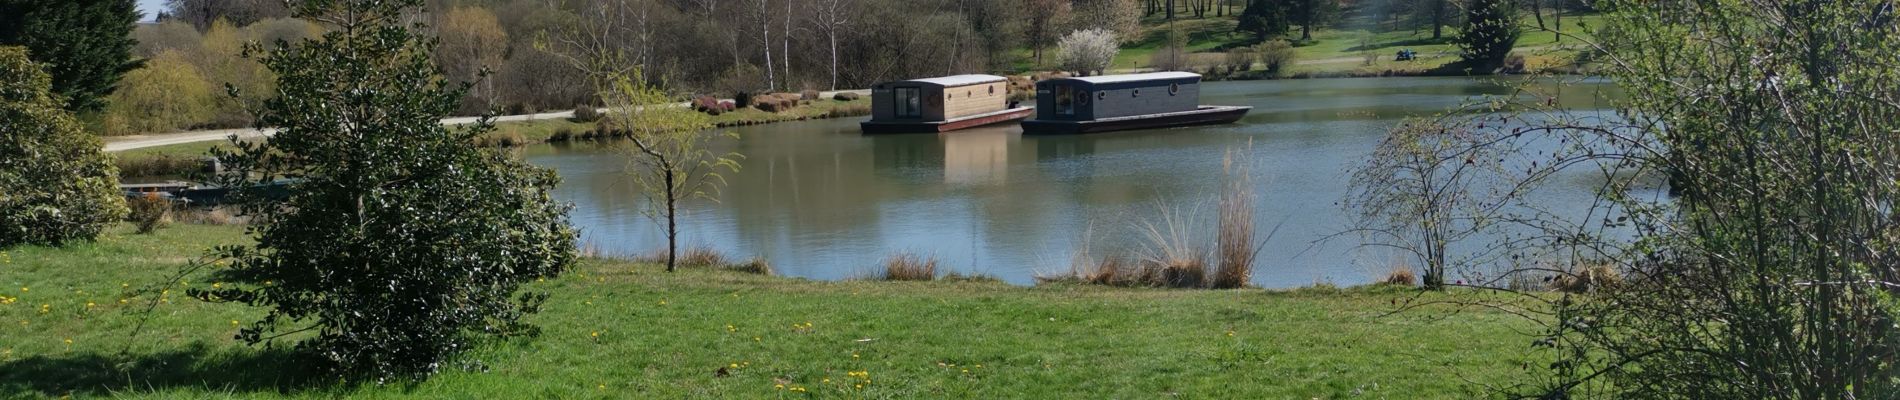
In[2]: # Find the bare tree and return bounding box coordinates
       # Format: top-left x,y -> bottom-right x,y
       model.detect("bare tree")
1022,0 -> 1072,66
806,0 -> 851,90
597,71 -> 742,272
752,0 -> 775,91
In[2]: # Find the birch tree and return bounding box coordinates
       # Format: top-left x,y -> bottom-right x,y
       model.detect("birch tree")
806,0 -> 851,90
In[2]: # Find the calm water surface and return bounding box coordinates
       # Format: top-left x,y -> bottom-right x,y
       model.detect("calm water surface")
522,76 -> 1624,287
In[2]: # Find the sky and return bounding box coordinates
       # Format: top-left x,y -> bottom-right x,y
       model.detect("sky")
137,0 -> 165,22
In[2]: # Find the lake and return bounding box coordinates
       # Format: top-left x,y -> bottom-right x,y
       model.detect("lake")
521,76 -> 1626,288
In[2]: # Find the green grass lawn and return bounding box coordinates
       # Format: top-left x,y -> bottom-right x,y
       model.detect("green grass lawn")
2,223 -> 1547,398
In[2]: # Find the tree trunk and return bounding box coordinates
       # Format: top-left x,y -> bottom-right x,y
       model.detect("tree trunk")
784,0 -> 792,90
1431,0 -> 1444,39
761,1 -> 775,92
665,169 -> 679,272
1531,0 -> 1546,30
1301,21 -> 1311,40
829,30 -> 839,90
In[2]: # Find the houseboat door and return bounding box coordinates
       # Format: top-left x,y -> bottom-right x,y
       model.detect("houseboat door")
894,87 -> 922,118
1053,84 -> 1075,116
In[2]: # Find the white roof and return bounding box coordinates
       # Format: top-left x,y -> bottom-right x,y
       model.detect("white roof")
902,74 -> 1008,87
1065,72 -> 1201,84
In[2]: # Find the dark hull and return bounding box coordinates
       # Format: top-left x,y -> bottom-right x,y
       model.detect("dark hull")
861,107 -> 1035,134
1021,105 -> 1251,135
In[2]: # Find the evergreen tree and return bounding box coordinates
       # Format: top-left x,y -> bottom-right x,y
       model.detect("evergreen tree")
0,0 -> 142,112
191,0 -> 577,380
0,46 -> 127,247
1235,0 -> 1291,40
1457,0 -> 1519,72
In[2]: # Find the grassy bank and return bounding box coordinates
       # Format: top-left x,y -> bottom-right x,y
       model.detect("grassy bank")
109,97 -> 871,179
2,223 -> 1544,398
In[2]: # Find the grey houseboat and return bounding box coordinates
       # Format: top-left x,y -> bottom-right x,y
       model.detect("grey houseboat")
860,74 -> 1034,134
1021,72 -> 1249,134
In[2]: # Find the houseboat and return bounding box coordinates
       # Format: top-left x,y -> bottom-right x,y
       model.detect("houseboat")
1020,72 -> 1250,135
860,74 -> 1035,134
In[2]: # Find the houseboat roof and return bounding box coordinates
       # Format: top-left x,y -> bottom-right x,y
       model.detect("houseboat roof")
1059,72 -> 1201,84
898,74 -> 1008,87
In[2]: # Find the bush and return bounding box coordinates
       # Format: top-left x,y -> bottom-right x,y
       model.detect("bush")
1226,47 -> 1256,71
1057,29 -> 1119,76
1382,264 -> 1418,286
0,46 -> 127,247
832,92 -> 859,101
800,89 -> 820,101
572,104 -> 601,122
126,193 -> 172,234
189,2 -> 576,381
1458,0 -> 1520,73
1257,40 -> 1296,77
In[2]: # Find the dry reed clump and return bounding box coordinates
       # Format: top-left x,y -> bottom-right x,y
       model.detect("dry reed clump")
724,257 -> 774,276
825,102 -> 871,118
1211,145 -> 1258,289
1550,264 -> 1622,293
115,155 -> 205,179
632,245 -> 731,268
172,206 -> 243,225
880,251 -> 939,281
1382,263 -> 1418,286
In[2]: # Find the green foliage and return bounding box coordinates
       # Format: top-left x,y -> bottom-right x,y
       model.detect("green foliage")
189,0 -> 576,381
1508,0 -> 1900,397
126,193 -> 171,234
102,50 -> 218,135
0,46 -> 128,248
0,0 -> 142,112
1456,0 -> 1518,73
598,71 -> 741,272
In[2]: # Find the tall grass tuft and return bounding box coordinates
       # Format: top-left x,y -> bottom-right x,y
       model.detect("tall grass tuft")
1136,200 -> 1209,288
1550,264 -> 1621,293
1211,145 -> 1258,289
880,251 -> 939,281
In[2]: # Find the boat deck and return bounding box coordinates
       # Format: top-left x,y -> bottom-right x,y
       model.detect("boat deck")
1021,105 -> 1251,135
861,107 -> 1035,134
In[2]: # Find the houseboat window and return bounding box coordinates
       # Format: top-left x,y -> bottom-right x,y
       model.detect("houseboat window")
1054,85 -> 1075,115
1133,89 -> 1141,98
988,86 -> 995,95
1096,91 -> 1106,101
894,87 -> 922,118
1169,83 -> 1180,95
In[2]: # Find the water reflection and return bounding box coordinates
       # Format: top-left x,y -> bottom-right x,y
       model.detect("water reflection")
524,76 -> 1623,287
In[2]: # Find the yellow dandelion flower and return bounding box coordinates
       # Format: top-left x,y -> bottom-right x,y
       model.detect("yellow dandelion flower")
231,320 -> 239,326
591,331 -> 600,338
729,363 -> 738,369
597,383 -> 605,390
118,299 -> 128,304
121,283 -> 129,288
753,336 -> 760,342
774,384 -> 784,390
85,302 -> 95,309
212,282 -> 222,289
19,287 -> 26,292
658,300 -> 667,306
822,378 -> 830,383
62,338 -> 72,345
855,384 -> 863,389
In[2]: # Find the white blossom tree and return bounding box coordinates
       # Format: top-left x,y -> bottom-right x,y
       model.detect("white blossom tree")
1057,28 -> 1118,76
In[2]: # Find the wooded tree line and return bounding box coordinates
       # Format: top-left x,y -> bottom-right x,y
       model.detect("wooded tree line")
137,0 -> 1144,119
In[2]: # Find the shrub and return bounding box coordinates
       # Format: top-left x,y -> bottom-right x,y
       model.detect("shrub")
832,92 -> 859,101
126,193 -> 171,234
0,46 -> 127,247
114,155 -> 207,179
1257,40 -> 1296,77
571,104 -> 601,122
800,89 -> 820,100
825,102 -> 871,118
733,90 -> 754,109
1226,47 -> 1256,71
1501,53 -> 1527,74
881,252 -> 938,281
189,1 -> 576,381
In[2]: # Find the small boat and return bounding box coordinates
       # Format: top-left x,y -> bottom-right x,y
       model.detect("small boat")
861,74 -> 1033,134
1021,72 -> 1250,135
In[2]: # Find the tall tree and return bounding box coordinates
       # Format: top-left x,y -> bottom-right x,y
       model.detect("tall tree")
1071,0 -> 1140,42
436,6 -> 509,113
193,0 -> 576,380
1022,0 -> 1072,65
597,71 -> 741,272
0,46 -> 126,248
1289,0 -> 1338,41
0,0 -> 142,112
